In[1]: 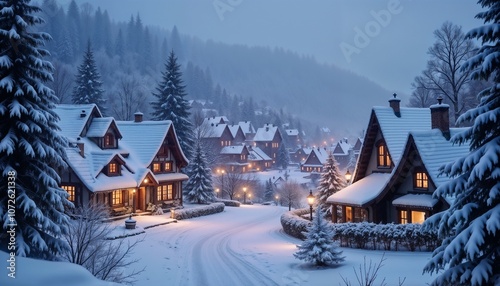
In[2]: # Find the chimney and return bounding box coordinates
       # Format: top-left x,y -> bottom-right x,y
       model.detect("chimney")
76,137 -> 84,157
80,110 -> 86,118
430,96 -> 450,139
389,93 -> 401,117
134,111 -> 143,123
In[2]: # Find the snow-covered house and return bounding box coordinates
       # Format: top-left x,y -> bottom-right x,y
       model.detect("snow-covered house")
55,105 -> 189,215
238,121 -> 256,139
285,129 -> 302,148
252,124 -> 283,167
248,146 -> 273,171
203,116 -> 229,126
290,147 -> 312,165
332,138 -> 353,170
219,145 -> 250,173
199,122 -> 233,151
228,124 -> 246,144
300,147 -> 329,173
327,95 -> 469,224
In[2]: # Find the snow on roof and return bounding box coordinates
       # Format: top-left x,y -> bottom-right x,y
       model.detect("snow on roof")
228,124 -> 242,138
410,128 -> 470,187
392,194 -> 438,208
286,129 -> 299,136
54,104 -> 100,139
203,116 -> 229,125
249,147 -> 272,161
333,140 -> 351,155
238,121 -> 255,134
200,123 -> 228,138
116,120 -> 171,166
373,106 -> 431,166
327,173 -> 392,206
154,173 -> 189,182
221,145 -> 246,154
307,148 -> 329,165
254,124 -> 278,141
86,117 -> 114,137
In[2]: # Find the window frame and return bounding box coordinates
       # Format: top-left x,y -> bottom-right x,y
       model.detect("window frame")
376,140 -> 391,168
112,190 -> 123,206
108,162 -> 119,175
414,169 -> 429,190
104,133 -> 115,148
62,185 -> 76,202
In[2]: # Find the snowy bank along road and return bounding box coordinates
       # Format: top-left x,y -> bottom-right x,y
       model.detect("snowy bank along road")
129,205 -> 435,286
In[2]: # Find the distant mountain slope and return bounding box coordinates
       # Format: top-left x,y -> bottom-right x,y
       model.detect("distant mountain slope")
184,38 -> 392,137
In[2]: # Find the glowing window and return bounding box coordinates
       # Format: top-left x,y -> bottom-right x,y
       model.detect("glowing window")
345,206 -> 353,222
411,211 -> 426,224
152,163 -> 161,173
415,172 -> 429,189
377,142 -> 391,167
400,210 -> 408,224
112,190 -> 122,205
62,185 -> 75,202
109,163 -> 118,174
164,162 -> 172,172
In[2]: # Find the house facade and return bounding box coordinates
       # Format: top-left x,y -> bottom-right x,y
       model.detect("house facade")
300,147 -> 329,172
327,95 -> 469,224
252,124 -> 283,167
56,105 -> 189,215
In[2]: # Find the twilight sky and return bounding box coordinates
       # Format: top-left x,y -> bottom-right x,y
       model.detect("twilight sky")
71,0 -> 482,96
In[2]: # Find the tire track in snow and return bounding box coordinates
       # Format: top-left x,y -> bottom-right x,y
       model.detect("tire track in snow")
183,206 -> 283,286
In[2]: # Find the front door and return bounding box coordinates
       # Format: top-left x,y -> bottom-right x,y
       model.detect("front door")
138,187 -> 145,211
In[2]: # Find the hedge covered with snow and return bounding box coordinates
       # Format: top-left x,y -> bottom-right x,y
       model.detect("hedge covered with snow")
281,210 -> 440,251
172,203 -> 225,220
280,208 -> 311,240
216,199 -> 241,207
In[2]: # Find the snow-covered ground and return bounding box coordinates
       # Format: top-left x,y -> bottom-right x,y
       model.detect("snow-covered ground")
127,204 -> 436,286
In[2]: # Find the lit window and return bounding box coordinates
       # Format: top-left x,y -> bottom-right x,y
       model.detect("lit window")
164,162 -> 172,172
400,210 -> 408,224
109,163 -> 118,174
62,186 -> 75,202
152,163 -> 161,173
377,142 -> 391,167
411,211 -> 426,224
345,206 -> 353,222
112,190 -> 122,205
415,172 -> 429,189
157,185 -> 173,201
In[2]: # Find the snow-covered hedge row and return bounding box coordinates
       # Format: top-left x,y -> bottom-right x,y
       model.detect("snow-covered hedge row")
332,222 -> 440,251
280,208 -> 311,240
172,203 -> 225,220
216,199 -> 241,207
280,210 -> 439,251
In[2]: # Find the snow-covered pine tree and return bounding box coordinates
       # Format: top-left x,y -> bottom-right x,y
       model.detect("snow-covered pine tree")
264,179 -> 274,202
276,143 -> 290,170
316,152 -> 345,217
294,207 -> 345,266
151,50 -> 195,160
422,2 -> 500,285
0,0 -> 71,258
184,144 -> 216,204
72,40 -> 106,113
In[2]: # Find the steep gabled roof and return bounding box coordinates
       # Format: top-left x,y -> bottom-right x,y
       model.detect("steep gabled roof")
333,140 -> 351,155
54,104 -> 102,140
354,106 -> 431,182
203,116 -> 229,126
220,145 -> 247,155
254,124 -> 280,142
199,123 -> 228,138
86,117 -> 123,139
286,129 -> 299,136
238,121 -> 256,134
302,148 -> 329,167
228,124 -> 244,139
248,147 -> 272,161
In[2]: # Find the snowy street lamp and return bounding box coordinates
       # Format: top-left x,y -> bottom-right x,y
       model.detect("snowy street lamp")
275,195 -> 279,206
243,187 -> 247,204
345,170 -> 352,184
307,190 -> 315,221
215,188 -> 220,198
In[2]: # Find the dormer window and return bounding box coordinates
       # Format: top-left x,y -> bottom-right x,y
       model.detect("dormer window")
377,141 -> 391,168
164,162 -> 172,172
104,133 -> 115,148
108,162 -> 119,175
152,163 -> 161,173
414,170 -> 429,190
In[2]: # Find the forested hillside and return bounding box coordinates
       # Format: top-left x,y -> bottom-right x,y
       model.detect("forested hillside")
39,0 -> 391,142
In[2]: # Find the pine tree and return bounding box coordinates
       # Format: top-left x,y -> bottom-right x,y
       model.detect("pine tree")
151,50 -> 195,160
423,2 -> 500,285
264,179 -> 274,202
72,40 -> 106,113
0,0 -> 71,258
316,153 -> 345,216
184,144 -> 216,204
294,207 -> 345,266
276,143 -> 289,170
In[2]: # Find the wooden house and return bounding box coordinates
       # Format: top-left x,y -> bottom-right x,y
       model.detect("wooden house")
252,124 -> 283,167
300,147 -> 329,172
327,95 -> 469,224
56,105 -> 189,215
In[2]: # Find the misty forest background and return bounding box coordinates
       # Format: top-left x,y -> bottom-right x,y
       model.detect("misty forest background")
38,0 -> 396,144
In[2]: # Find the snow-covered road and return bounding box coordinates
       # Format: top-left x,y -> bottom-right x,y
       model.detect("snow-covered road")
130,205 -> 435,286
